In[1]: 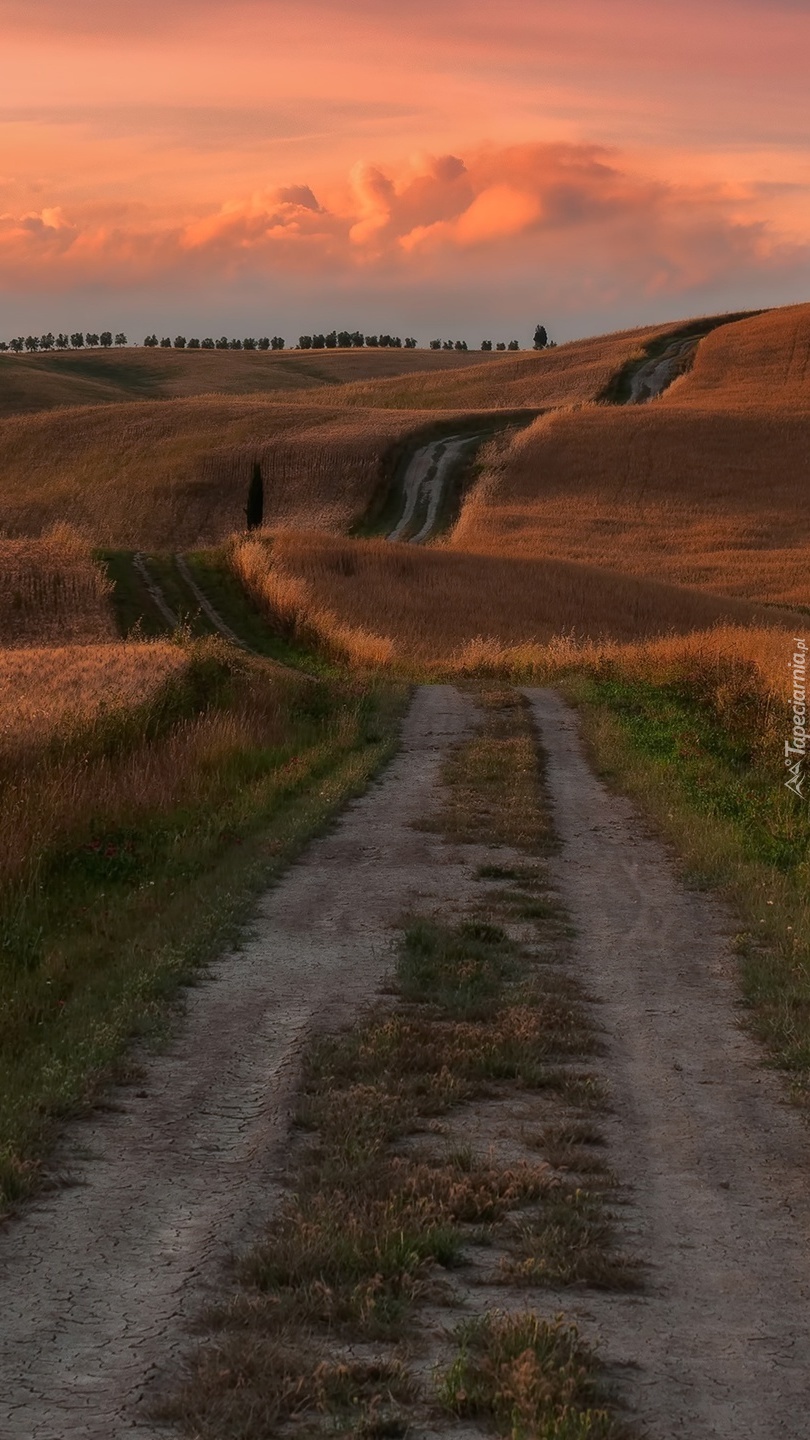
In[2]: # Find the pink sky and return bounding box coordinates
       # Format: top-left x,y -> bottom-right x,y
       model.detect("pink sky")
0,0 -> 808,341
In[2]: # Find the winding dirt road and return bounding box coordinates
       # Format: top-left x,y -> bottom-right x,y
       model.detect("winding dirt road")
628,336 -> 699,402
3,681 -> 810,1438
527,689 -> 810,1439
387,433 -> 479,543
0,687 -> 484,1440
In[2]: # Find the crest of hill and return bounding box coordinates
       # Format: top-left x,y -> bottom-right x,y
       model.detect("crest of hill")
452,304 -> 810,606
286,321 -> 688,410
660,303 -> 810,412
234,528 -> 804,667
0,345 -> 503,420
0,398 -> 487,548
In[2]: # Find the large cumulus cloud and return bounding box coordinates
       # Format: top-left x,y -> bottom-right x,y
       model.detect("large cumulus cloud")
0,141 -> 805,314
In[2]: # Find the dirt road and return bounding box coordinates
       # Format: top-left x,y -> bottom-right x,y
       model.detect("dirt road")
387,433 -> 478,543
0,686 -> 484,1440
628,336 -> 699,402
527,689 -> 810,1439
5,682 -> 810,1437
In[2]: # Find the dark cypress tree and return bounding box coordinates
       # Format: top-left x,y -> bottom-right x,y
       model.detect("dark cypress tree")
245,460 -> 264,530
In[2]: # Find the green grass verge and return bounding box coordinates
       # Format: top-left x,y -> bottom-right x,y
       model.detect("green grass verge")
0,659 -> 408,1210
562,671 -> 810,1093
184,549 -> 333,672
98,549 -> 170,638
102,545 -> 332,674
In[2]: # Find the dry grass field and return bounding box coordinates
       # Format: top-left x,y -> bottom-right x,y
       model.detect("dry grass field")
0,320 -> 697,550
0,345 -> 500,419
0,401 -> 475,548
453,304 -> 810,605
662,304 -> 810,411
0,641 -> 189,753
0,527 -> 116,644
231,529 -> 801,668
300,320 -> 684,411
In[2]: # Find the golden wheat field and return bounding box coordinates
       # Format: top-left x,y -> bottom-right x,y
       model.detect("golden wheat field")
231,529 -> 802,668
0,320 -> 683,550
662,304 -> 810,411
563,624 -> 804,704
0,527 -> 116,644
0,653 -> 303,891
0,401 -> 475,548
0,641 -> 189,752
0,344 -> 499,419
453,305 -> 810,605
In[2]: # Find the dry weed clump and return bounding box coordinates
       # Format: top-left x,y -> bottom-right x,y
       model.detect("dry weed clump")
231,529 -> 800,669
0,642 -> 188,753
439,1311 -> 630,1439
452,304 -> 810,605
0,525 -> 115,644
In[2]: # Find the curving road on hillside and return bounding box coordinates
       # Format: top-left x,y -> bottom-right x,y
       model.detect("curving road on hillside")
387,432 -> 481,544
628,334 -> 700,402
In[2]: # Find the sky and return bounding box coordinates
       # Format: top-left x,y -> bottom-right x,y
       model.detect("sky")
0,0 -> 808,344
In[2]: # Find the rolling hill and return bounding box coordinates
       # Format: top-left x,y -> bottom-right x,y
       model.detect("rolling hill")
452,303 -> 810,605
0,344 -> 503,420
0,320 -> 675,546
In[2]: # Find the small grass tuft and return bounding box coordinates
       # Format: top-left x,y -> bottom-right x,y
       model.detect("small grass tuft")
438,1310 -> 633,1438
501,1185 -> 642,1291
478,863 -> 544,884
397,915 -> 517,1016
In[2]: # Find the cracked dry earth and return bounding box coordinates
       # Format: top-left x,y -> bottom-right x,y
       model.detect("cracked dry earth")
0,685 -> 486,1440
527,689 -> 810,1440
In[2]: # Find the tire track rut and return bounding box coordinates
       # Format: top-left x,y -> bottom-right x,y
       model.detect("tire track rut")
526,688 -> 810,1439
0,686 -> 482,1440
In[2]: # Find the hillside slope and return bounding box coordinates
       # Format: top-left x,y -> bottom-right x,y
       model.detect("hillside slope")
0,398 -> 494,547
0,345 -> 501,420
294,321 -> 685,410
452,303 -> 810,605
233,529 -> 804,665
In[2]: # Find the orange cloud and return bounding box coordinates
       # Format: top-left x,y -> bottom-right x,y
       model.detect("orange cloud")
0,141 -> 806,330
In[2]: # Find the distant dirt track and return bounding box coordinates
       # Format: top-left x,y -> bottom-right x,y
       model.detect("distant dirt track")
628,335 -> 700,402
388,433 -> 478,543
